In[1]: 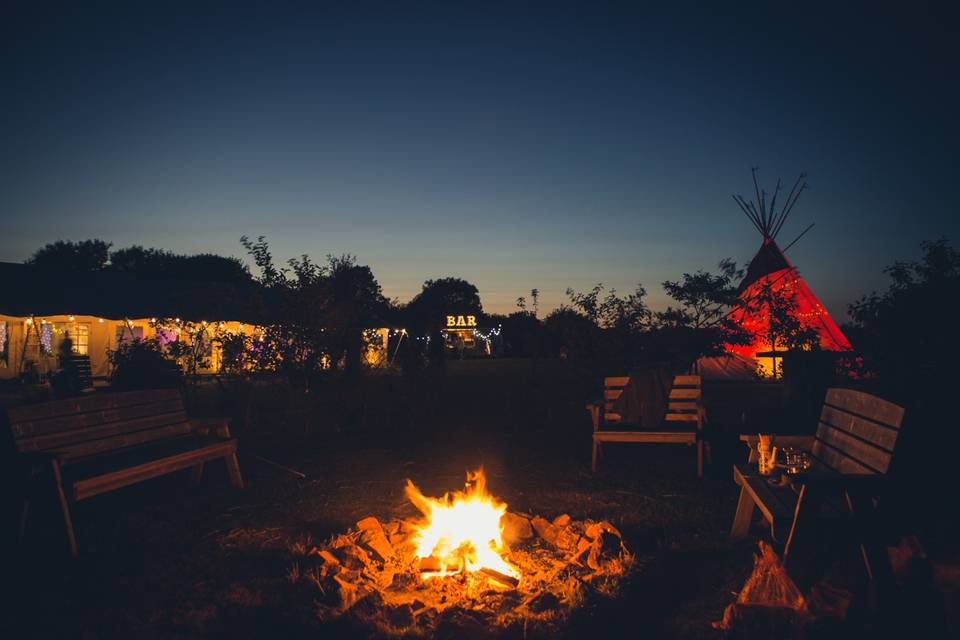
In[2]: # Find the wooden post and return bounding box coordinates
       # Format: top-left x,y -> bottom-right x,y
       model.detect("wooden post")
225,452 -> 244,489
588,403 -> 601,472
783,483 -> 823,574
730,487 -> 755,538
50,458 -> 78,558
19,464 -> 39,544
189,463 -> 205,485
845,488 -> 895,587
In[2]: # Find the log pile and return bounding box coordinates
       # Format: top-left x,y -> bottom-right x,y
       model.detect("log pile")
287,512 -> 633,636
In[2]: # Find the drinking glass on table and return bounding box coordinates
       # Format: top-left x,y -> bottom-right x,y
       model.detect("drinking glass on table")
783,448 -> 808,474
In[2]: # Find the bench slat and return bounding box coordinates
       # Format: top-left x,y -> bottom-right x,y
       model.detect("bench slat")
810,439 -> 877,474
824,388 -> 904,431
11,400 -> 186,440
819,406 -> 898,452
15,411 -> 189,454
73,440 -> 237,501
55,422 -> 194,462
816,422 -> 893,473
6,389 -> 181,423
594,431 -> 696,444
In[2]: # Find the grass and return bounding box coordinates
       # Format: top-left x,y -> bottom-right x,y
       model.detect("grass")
0,359 -> 866,638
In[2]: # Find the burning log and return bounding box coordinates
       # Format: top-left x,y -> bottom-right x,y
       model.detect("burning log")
501,512 -> 534,545
530,516 -> 559,545
289,470 -> 634,637
478,567 -> 520,589
419,555 -> 463,573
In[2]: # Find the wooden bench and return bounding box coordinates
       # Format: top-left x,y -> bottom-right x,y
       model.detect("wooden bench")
730,388 -> 905,581
8,389 -> 244,557
588,374 -> 707,477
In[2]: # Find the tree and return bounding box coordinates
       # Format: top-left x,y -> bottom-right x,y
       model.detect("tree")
745,280 -> 820,378
239,237 -> 390,383
542,307 -> 600,360
653,259 -> 751,367
848,238 -> 960,398
660,259 -> 742,329
406,277 -> 483,364
26,239 -> 111,271
111,245 -> 252,283
565,283 -> 650,332
322,254 -> 391,373
559,283 -> 650,366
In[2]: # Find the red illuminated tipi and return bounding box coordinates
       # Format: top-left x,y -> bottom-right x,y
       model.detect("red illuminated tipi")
726,171 -> 852,375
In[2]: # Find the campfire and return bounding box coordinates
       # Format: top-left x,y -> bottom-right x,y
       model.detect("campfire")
406,469 -> 519,585
287,469 -> 634,636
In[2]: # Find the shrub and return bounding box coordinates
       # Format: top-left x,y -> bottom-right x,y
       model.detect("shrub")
109,339 -> 182,391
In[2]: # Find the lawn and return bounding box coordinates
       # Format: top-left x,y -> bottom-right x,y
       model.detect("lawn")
5,359 -> 788,638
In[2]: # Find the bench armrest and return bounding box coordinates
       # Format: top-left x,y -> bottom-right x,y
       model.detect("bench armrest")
190,417 -> 233,439
585,402 -> 601,431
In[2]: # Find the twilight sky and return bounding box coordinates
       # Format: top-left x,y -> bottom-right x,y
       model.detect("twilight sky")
2,1 -> 957,317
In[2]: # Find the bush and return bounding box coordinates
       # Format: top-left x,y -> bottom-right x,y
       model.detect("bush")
109,339 -> 182,391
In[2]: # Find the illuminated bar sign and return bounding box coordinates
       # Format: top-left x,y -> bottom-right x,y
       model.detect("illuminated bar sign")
445,314 -> 477,328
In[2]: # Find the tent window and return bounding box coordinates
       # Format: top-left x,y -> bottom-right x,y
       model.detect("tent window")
53,322 -> 90,355
116,324 -> 144,345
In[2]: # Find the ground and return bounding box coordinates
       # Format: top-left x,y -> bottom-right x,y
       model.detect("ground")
1,359 -> 854,638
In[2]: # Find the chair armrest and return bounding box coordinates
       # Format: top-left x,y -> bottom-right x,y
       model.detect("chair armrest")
190,417 -> 233,438
585,402 -> 601,431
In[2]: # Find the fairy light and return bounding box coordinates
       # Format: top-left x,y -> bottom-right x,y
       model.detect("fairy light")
40,323 -> 53,354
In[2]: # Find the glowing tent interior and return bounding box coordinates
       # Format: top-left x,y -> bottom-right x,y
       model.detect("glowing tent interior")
725,171 -> 852,376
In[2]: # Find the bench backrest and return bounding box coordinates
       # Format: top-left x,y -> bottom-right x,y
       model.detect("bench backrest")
601,374 -> 703,426
812,388 -> 905,475
6,389 -> 190,463
602,376 -> 630,423
664,375 -> 704,428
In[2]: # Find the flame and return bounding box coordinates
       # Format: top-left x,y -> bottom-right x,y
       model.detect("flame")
405,468 -> 519,581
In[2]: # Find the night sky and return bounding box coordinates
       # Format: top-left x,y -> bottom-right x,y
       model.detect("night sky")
2,2 -> 957,316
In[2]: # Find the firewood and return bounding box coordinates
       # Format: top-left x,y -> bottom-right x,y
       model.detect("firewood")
531,517 -> 558,545
356,516 -> 382,532
419,556 -> 463,573
478,567 -> 520,589
552,514 -> 571,527
360,528 -> 394,562
555,527 -> 580,551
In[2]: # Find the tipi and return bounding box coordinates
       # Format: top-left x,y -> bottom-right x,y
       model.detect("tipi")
726,171 -> 852,375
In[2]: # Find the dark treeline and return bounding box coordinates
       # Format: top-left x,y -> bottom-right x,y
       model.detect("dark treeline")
24,236 -> 959,386
26,239 -> 253,284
